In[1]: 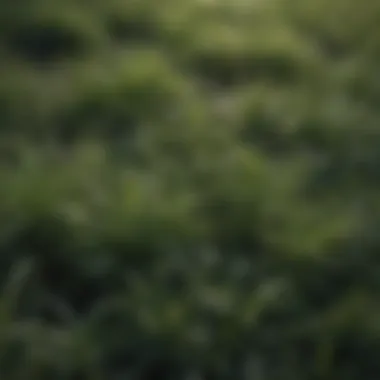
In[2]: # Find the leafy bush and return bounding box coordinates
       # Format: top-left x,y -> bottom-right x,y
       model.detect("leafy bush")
0,0 -> 380,379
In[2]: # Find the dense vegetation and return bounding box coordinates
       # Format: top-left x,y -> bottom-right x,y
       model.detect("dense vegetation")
1,0 -> 380,378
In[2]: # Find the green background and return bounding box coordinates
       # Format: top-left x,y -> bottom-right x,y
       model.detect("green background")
0,0 -> 380,378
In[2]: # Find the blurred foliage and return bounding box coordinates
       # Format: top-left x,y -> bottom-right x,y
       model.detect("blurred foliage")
1,0 -> 380,379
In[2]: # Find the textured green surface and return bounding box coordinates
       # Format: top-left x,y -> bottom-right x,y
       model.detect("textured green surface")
1,0 -> 380,378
